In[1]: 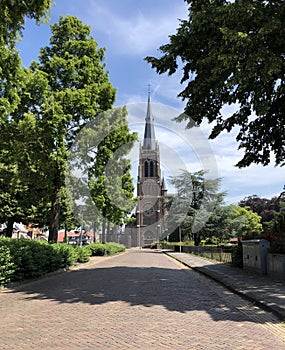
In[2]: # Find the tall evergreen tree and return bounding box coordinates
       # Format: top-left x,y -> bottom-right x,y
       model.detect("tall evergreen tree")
168,170 -> 225,245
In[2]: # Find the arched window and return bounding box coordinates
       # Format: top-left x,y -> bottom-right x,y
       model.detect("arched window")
150,161 -> 154,177
144,161 -> 149,177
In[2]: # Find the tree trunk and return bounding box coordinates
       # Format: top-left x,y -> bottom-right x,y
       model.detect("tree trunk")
102,217 -> 106,243
6,217 -> 14,238
49,174 -> 61,243
64,223 -> 68,243
93,221 -> 97,242
107,221 -> 110,242
194,233 -> 201,246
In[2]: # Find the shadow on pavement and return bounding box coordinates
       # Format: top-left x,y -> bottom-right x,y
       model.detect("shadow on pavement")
5,259 -> 280,325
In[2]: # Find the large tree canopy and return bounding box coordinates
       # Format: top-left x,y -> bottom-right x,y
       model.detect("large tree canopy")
88,107 -> 137,242
13,16 -> 116,241
0,0 -> 52,45
168,169 -> 225,245
0,0 -> 53,236
146,0 -> 285,167
0,0 -> 53,117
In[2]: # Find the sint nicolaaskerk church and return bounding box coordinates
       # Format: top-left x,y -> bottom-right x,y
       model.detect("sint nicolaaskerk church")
124,94 -> 168,247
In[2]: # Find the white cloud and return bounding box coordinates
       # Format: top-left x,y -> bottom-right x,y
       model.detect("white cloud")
83,0 -> 187,56
62,0 -> 284,206
18,0 -> 283,207
125,102 -> 220,194
125,101 -> 284,205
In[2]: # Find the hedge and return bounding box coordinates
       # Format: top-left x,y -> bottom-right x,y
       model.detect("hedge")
0,239 -> 126,286
104,242 -> 125,255
0,246 -> 15,286
74,246 -> 92,263
88,242 -> 125,256
0,239 -> 80,284
88,242 -> 106,256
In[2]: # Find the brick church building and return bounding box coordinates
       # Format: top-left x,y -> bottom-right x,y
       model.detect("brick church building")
124,94 -> 168,247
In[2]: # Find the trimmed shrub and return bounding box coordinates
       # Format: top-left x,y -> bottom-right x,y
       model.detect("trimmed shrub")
150,241 -> 164,249
0,239 -> 46,281
73,246 -> 91,263
0,238 -> 125,285
104,242 -> 125,255
89,242 -> 106,256
89,242 -> 125,256
51,243 -> 77,268
0,246 -> 15,286
0,238 -> 79,283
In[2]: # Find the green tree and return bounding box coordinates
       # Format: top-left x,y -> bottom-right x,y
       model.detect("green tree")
88,107 -> 137,242
230,205 -> 263,238
168,170 -> 225,245
268,211 -> 285,235
0,108 -> 52,236
266,211 -> 285,253
0,0 -> 53,117
0,0 -> 52,45
59,185 -> 78,238
146,0 -> 285,167
239,194 -> 278,227
0,162 -> 25,235
14,16 -> 116,242
196,204 -> 263,244
0,0 -> 53,235
202,205 -> 236,244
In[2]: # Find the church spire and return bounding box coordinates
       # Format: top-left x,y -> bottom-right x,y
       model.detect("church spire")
161,177 -> 167,192
142,89 -> 156,150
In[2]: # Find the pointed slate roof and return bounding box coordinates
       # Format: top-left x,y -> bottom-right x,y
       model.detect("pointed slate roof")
142,92 -> 156,150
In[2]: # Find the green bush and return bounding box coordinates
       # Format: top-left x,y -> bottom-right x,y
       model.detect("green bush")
73,246 -> 91,263
0,238 -> 125,285
0,238 -> 80,283
89,242 -> 106,256
165,241 -> 195,246
88,242 -> 125,256
150,242 -> 165,249
51,243 -> 77,268
0,246 -> 15,286
104,242 -> 125,255
0,239 -> 47,281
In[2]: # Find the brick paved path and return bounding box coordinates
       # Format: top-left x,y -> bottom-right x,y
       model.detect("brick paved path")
1,249 -> 285,350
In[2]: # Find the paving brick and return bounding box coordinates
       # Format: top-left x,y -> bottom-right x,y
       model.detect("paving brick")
0,249 -> 284,349
166,251 -> 285,320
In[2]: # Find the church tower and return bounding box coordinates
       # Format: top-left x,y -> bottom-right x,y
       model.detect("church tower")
135,93 -> 168,247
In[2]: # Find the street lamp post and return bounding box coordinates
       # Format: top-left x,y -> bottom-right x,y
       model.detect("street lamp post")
137,198 -> 141,248
157,224 -> 161,249
79,210 -> 84,246
179,226 -> 182,253
156,207 -> 161,249
78,205 -> 86,246
137,223 -> 141,248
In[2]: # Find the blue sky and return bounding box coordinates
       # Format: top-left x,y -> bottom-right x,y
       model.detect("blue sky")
18,0 -> 284,204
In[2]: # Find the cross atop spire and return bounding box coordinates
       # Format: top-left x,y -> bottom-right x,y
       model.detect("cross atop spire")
142,89 -> 156,150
